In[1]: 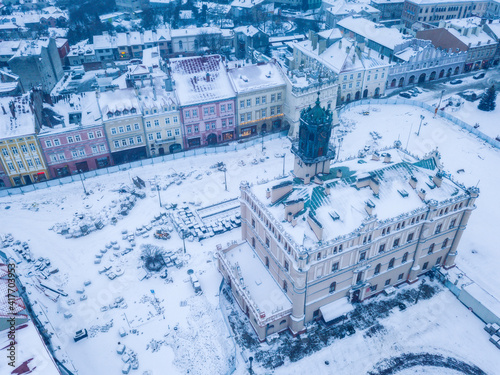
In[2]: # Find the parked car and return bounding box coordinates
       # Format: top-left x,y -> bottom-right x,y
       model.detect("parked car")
473,72 -> 485,80
399,92 -> 412,99
450,79 -> 463,85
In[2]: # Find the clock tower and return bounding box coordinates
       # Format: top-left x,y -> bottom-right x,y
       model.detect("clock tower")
291,94 -> 336,183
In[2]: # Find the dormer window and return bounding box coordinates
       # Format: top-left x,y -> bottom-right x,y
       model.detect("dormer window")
153,108 -> 157,114
145,110 -> 149,115
131,108 -> 137,114
107,112 -> 113,118
123,109 -> 129,115
115,110 -> 121,116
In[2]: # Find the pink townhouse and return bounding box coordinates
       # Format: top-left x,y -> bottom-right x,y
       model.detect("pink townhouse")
170,55 -> 236,149
38,93 -> 113,177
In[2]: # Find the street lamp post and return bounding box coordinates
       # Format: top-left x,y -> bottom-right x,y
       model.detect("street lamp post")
181,229 -> 186,254
77,169 -> 88,195
261,131 -> 265,152
282,154 -> 286,176
157,184 -> 162,207
248,356 -> 254,374
417,115 -> 425,136
223,167 -> 227,191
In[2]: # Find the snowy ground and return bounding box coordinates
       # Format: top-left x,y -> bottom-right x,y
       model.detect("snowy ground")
1,99 -> 500,374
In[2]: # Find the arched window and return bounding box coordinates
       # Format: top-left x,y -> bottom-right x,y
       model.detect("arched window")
402,252 -> 408,263
284,260 -> 289,271
265,256 -> 269,268
374,263 -> 381,275
329,282 -> 336,293
442,238 -> 449,248
179,40 -> 183,50
388,258 -> 395,269
283,280 -> 288,292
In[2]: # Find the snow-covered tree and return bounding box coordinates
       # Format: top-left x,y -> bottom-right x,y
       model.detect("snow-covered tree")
478,85 -> 497,112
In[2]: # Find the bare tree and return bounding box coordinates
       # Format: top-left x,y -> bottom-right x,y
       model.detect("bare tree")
141,244 -> 165,272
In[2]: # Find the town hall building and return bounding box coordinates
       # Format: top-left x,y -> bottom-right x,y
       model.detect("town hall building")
217,97 -> 479,341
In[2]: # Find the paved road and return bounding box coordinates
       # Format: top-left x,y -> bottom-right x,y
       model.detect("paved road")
387,67 -> 500,101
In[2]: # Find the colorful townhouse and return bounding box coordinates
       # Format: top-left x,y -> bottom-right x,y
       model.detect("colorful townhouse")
0,90 -> 49,186
97,88 -> 147,165
170,55 -> 236,149
38,93 -> 112,177
129,48 -> 183,156
228,62 -> 287,138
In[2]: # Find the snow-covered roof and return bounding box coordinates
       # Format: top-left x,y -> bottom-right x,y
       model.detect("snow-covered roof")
138,77 -> 178,112
409,0 -> 484,4
369,0 -> 404,4
170,27 -> 222,38
234,25 -> 261,37
446,26 -> 495,47
0,93 -> 37,138
11,38 -> 51,58
294,37 -> 392,74
317,28 -> 342,41
39,93 -> 102,135
486,22 -> 500,40
0,40 -> 21,56
250,150 -> 470,250
337,16 -> 406,50
230,0 -> 265,8
326,2 -> 380,17
98,88 -> 141,117
228,62 -> 286,94
222,242 -> 292,316
93,33 -> 117,50
170,55 -> 235,106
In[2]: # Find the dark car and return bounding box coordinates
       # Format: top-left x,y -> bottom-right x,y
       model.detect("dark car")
473,72 -> 485,79
399,92 -> 412,99
450,79 -> 463,85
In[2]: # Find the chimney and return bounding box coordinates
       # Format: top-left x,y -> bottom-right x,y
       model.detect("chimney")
304,174 -> 311,185
266,188 -> 271,199
365,199 -> 376,215
287,211 -> 293,222
271,180 -> 293,204
372,152 -> 380,161
206,72 -> 210,82
339,40 -> 342,49
307,214 -> 323,241
383,153 -> 391,163
336,168 -> 342,178
324,186 -> 330,195
418,188 -> 426,201
433,171 -> 444,187
409,176 -> 418,189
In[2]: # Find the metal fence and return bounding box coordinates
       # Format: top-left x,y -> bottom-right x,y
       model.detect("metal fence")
0,131 -> 288,197
338,98 -> 500,150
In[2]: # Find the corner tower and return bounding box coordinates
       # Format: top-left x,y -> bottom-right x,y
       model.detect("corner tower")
291,93 -> 336,183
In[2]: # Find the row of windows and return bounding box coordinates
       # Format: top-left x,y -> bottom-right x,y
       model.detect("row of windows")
144,105 -> 176,115
239,93 -> 282,109
6,157 -> 42,172
186,119 -> 233,134
2,143 -> 37,156
110,124 -> 141,135
239,106 -> 282,122
145,116 -> 178,128
113,136 -> 143,149
45,131 -> 104,148
184,103 -> 233,119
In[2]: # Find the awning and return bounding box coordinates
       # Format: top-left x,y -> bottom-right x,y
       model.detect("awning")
319,297 -> 354,323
